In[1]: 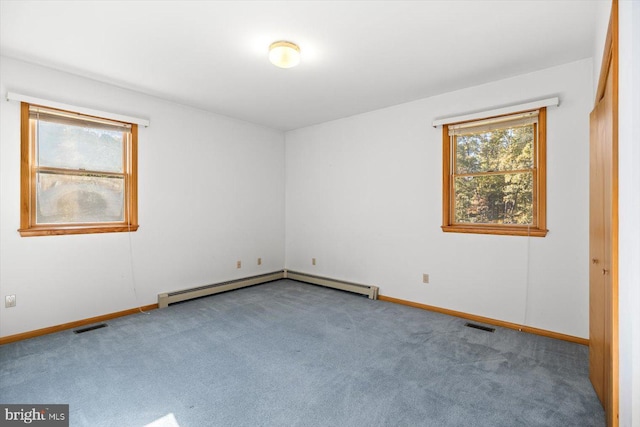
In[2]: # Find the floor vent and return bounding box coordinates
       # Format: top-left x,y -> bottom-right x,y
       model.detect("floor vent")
465,322 -> 495,333
74,323 -> 108,334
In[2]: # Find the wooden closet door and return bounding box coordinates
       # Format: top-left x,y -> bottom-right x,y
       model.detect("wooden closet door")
589,96 -> 606,404
589,53 -> 618,426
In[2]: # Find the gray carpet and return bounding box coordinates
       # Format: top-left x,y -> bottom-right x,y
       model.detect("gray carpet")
0,279 -> 604,427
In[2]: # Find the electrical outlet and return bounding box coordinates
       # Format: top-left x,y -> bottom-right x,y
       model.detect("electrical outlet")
422,274 -> 429,284
312,258 -> 316,266
5,295 -> 16,308
237,261 -> 242,269
257,257 -> 262,266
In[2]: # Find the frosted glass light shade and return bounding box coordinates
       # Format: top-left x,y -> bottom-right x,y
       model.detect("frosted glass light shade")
269,41 -> 300,68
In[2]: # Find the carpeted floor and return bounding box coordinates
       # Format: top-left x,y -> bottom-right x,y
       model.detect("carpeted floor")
0,279 -> 604,426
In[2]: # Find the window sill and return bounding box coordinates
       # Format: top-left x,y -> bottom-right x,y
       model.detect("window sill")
19,224 -> 139,237
441,225 -> 548,237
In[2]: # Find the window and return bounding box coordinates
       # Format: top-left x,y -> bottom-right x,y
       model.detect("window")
19,103 -> 138,237
442,108 -> 547,237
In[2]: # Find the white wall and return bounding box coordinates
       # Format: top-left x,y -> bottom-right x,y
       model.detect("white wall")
617,1 -> 640,425
593,0 -> 613,95
285,59 -> 593,339
0,57 -> 285,338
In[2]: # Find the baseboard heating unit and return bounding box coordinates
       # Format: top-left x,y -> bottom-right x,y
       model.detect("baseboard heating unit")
284,270 -> 379,300
158,269 -> 379,308
158,271 -> 285,308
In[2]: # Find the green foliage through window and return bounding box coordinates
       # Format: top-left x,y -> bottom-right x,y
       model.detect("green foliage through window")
442,108 -> 547,237
454,126 -> 534,224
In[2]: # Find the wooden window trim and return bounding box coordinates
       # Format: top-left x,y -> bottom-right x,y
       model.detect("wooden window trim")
19,102 -> 139,237
441,107 -> 547,237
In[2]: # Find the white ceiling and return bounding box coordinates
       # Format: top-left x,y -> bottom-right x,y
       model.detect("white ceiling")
0,1 -> 599,131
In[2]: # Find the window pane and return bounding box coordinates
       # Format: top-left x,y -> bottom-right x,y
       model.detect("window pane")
455,125 -> 533,174
36,173 -> 125,224
454,173 -> 533,225
37,120 -> 124,172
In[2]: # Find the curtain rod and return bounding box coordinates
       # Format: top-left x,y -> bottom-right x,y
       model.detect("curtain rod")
432,97 -> 559,128
6,92 -> 150,127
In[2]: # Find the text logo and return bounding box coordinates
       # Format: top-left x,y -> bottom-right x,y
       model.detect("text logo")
1,405 -> 68,426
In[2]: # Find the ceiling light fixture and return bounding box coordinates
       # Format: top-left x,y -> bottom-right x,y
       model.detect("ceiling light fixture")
269,41 -> 300,69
